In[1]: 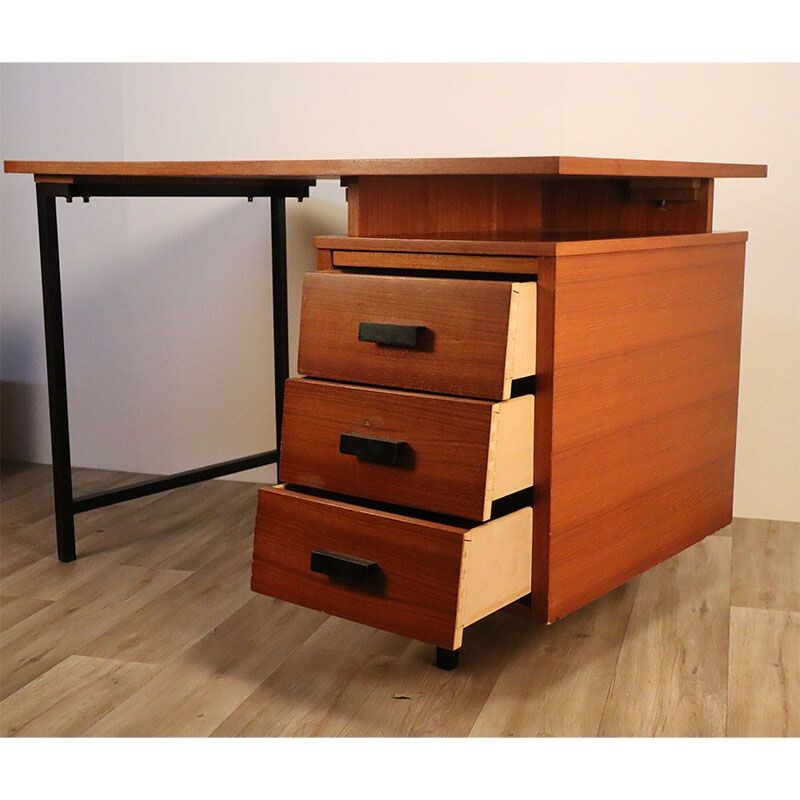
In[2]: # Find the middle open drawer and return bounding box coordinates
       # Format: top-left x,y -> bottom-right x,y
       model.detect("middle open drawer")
279,378 -> 534,521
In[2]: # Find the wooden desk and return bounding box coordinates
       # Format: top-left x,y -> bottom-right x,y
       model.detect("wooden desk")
5,156 -> 767,668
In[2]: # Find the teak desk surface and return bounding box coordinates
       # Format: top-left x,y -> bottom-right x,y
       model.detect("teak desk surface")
4,155 -> 767,180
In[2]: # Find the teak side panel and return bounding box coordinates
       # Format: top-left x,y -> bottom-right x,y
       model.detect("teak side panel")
553,242 -> 746,368
547,455 -> 735,620
549,389 -> 739,534
279,379 -> 500,520
535,240 -> 746,622
251,486 -> 469,649
298,273 -> 535,400
552,327 -> 744,451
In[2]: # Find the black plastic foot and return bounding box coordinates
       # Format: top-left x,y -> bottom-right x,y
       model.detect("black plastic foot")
435,647 -> 460,670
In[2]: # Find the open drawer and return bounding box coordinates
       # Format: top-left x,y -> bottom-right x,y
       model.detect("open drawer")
279,378 -> 534,521
251,486 -> 533,650
298,272 -> 536,400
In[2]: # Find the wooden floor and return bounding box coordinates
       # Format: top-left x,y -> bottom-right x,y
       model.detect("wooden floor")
1,460 -> 797,737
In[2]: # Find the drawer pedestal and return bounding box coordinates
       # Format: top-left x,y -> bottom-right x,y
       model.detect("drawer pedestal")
250,162 -> 757,668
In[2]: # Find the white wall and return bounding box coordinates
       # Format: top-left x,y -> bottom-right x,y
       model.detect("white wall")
1,63 -> 798,520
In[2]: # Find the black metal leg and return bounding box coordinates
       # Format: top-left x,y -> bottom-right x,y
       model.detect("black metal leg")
435,647 -> 460,670
270,197 -> 289,456
29,179 -> 311,563
35,186 -> 76,562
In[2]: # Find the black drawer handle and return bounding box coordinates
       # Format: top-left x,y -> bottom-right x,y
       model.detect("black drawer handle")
359,322 -> 425,348
339,433 -> 406,466
310,550 -> 378,585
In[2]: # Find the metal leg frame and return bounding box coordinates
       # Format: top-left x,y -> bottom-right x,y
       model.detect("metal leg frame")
34,177 -> 314,562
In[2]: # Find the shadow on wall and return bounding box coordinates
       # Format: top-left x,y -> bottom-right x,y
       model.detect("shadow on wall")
1,315 -> 51,463
0,380 -> 49,463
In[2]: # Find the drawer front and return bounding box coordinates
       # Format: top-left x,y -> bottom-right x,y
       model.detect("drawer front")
251,486 -> 533,649
298,272 -> 536,400
279,378 -> 534,521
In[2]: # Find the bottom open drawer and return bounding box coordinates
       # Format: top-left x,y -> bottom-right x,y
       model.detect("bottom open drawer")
251,486 -> 532,649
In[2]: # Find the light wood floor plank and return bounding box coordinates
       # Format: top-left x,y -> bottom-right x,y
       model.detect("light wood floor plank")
1,461 -> 797,737
713,522 -> 733,538
114,482 -> 257,572
731,518 -> 800,612
1,655 -> 159,736
334,612 -> 530,737
52,480 -> 253,577
599,535 -> 731,736
77,545 -> 256,665
0,521 -> 55,579
1,550 -> 125,601
0,595 -> 53,632
0,565 -> 190,700
0,461 -> 53,501
0,469 -> 147,578
0,465 -> 134,527
3,480 -> 254,594
727,606 -> 800,736
470,582 -> 636,737
86,596 -> 326,736
213,616 -> 409,737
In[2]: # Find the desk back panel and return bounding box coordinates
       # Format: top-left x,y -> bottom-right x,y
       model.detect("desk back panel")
346,175 -> 716,239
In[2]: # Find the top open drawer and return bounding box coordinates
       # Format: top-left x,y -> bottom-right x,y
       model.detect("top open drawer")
297,272 -> 536,400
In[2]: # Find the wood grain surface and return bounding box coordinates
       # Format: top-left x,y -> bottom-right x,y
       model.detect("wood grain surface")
298,272 -> 534,399
346,174 -> 738,239
279,379 -> 533,520
552,242 -> 746,368
471,582 -> 637,736
727,606 -> 800,736
347,175 -> 543,237
4,155 -> 768,179
251,486 -> 470,649
730,517 -> 800,612
542,177 -> 715,235
536,240 -> 747,622
599,535 -> 731,736
1,656 -> 159,736
315,230 -> 749,258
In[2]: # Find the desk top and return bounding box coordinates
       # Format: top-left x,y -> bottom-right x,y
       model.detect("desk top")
3,156 -> 767,180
